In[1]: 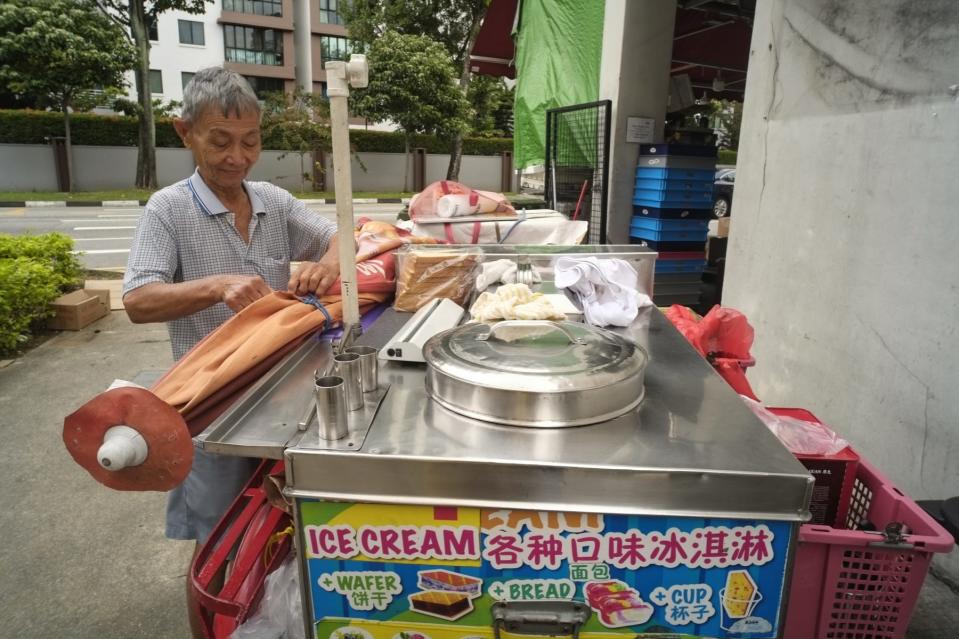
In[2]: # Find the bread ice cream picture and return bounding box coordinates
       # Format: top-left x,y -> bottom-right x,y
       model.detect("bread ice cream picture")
585,580 -> 654,628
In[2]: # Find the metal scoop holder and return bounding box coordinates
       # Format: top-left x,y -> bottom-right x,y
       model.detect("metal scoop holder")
345,346 -> 378,392
333,352 -> 364,411
314,374 -> 349,441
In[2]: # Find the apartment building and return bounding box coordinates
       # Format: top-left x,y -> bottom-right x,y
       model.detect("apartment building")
128,0 -> 350,104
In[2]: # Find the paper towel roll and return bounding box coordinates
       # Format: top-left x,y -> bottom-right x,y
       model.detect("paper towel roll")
436,194 -> 480,218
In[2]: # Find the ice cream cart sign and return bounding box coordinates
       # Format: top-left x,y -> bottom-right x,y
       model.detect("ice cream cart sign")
301,502 -> 792,639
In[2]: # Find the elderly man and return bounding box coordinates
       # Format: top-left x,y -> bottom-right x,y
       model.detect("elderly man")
122,67 -> 339,635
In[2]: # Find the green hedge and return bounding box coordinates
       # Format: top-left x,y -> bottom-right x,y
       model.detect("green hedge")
0,232 -> 83,290
0,109 -> 513,155
0,233 -> 83,355
0,109 -> 183,147
718,149 -> 737,165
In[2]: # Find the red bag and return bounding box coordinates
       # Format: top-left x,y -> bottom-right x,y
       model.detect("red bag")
665,304 -> 759,400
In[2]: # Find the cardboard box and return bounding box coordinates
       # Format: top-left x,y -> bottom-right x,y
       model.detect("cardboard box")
769,407 -> 860,528
48,288 -> 111,330
717,217 -> 730,238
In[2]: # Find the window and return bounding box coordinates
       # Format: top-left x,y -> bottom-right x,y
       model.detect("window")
178,20 -> 205,46
223,0 -> 283,17
146,14 -> 159,41
245,76 -> 285,98
319,0 -> 344,25
224,25 -> 283,66
181,72 -> 196,91
320,36 -> 351,64
149,69 -> 163,94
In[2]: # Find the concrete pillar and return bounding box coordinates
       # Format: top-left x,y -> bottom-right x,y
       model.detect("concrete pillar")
724,0 -> 959,580
599,0 -> 677,243
293,0 -> 313,92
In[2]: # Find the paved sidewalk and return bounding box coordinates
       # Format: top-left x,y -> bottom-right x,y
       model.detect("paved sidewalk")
0,310 -> 955,637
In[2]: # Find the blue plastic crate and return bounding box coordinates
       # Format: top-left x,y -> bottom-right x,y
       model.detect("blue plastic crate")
636,167 -> 716,182
634,177 -> 714,192
633,205 -> 713,220
631,226 -> 708,241
631,217 -> 709,232
638,155 -> 717,170
654,259 -> 707,274
633,196 -> 714,210
632,238 -> 709,251
634,184 -> 714,200
639,143 -> 717,158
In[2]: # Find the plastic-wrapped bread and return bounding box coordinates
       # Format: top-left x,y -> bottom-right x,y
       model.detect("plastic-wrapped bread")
393,248 -> 483,312
469,284 -> 565,322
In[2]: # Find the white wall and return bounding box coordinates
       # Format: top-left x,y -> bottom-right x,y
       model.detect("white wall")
725,0 -> 959,578
599,0 -> 676,243
124,4 -> 225,104
0,144 -> 59,191
0,145 -> 511,194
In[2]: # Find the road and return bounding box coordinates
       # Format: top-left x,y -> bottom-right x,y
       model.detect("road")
0,203 -> 404,270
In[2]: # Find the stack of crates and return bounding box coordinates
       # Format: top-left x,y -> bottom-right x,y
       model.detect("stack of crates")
631,144 -> 717,307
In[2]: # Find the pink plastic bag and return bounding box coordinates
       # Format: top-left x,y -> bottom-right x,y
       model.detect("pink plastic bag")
408,180 -> 515,221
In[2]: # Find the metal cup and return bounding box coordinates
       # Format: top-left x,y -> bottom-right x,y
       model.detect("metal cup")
314,374 -> 348,440
333,352 -> 364,411
345,346 -> 378,392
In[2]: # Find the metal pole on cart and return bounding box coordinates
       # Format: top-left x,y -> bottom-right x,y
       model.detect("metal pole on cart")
325,54 -> 369,346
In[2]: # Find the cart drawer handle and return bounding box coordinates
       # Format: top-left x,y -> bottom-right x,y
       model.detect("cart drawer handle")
491,601 -> 590,639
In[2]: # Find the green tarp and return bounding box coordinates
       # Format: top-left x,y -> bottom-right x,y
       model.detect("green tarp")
513,0 -> 606,170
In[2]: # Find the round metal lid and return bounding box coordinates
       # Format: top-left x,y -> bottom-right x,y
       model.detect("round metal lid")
424,320 -> 647,394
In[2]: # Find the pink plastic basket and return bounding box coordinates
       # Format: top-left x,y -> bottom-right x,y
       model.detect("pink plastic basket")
784,454 -> 954,639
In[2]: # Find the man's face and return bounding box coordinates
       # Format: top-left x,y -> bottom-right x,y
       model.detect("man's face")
175,107 -> 261,191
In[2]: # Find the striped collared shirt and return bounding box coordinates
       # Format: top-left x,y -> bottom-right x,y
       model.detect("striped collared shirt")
123,169 -> 336,360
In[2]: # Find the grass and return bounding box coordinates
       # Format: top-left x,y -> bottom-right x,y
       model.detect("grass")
0,189 -> 156,202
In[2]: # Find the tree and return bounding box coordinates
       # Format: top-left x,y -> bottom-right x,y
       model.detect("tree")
468,75 -> 514,138
95,0 -> 211,189
709,99 -> 743,150
260,90 -> 332,192
350,32 -> 471,190
342,0 -> 487,180
0,0 -> 136,191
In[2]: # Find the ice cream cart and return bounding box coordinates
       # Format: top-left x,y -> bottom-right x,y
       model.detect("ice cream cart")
196,244 -> 813,639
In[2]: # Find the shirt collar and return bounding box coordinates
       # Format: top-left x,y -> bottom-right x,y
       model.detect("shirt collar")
187,169 -> 267,216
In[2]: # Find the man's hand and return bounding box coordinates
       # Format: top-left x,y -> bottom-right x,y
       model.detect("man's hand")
219,274 -> 272,312
288,257 -> 340,296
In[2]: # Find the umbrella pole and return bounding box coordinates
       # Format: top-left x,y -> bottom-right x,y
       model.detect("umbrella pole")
325,55 -> 369,346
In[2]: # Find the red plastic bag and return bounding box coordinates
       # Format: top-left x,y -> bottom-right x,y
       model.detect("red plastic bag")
665,304 -> 759,400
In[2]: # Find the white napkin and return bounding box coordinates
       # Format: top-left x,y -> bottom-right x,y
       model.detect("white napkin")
553,257 -> 651,327
475,258 -> 543,292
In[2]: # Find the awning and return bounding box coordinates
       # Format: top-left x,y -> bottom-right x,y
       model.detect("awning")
469,0 -> 519,79
470,0 -> 754,101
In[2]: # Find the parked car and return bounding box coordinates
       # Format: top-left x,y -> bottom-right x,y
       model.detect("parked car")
714,168 -> 735,217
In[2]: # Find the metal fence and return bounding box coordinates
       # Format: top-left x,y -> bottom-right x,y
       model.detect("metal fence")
545,100 -> 612,244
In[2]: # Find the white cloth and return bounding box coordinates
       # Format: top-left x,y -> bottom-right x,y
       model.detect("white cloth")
436,194 -> 480,218
553,257 -> 651,327
475,258 -> 543,292
411,211 -> 588,245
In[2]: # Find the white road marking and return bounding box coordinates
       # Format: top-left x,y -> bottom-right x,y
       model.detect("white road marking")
63,218 -> 140,222
73,237 -> 133,242
73,226 -> 136,230
72,249 -> 130,255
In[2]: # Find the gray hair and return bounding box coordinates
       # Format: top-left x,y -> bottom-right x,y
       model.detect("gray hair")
181,67 -> 261,123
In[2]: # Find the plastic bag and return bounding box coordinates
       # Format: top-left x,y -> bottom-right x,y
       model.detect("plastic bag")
742,396 -> 850,456
408,180 -> 515,221
664,304 -> 758,399
393,246 -> 483,312
229,554 -> 304,639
